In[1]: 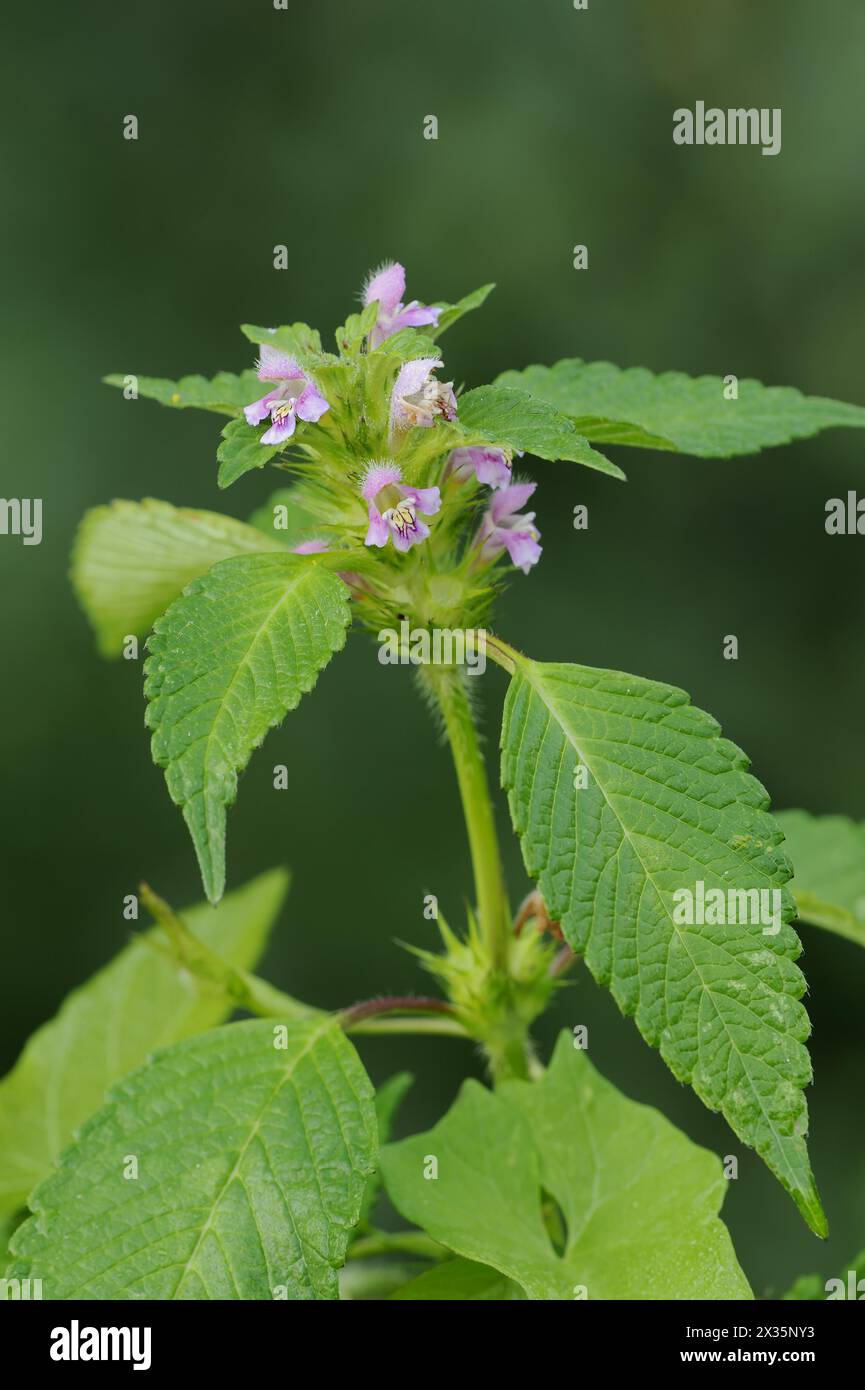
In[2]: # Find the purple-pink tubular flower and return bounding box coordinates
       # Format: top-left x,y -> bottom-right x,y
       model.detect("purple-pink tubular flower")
361,461 -> 441,552
477,481 -> 542,574
363,262 -> 440,349
447,445 -> 512,490
244,345 -> 330,445
390,357 -> 457,434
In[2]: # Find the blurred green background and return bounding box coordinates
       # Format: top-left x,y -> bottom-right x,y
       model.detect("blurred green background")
2,0 -> 864,1296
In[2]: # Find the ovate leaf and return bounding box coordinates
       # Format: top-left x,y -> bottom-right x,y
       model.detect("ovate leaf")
217,417 -> 280,489
497,359 -> 865,457
382,1034 -> 751,1299
145,553 -> 351,904
9,1018 -> 376,1300
498,652 -> 825,1236
72,498 -> 282,658
432,282 -> 496,337
456,384 -> 625,479
103,370 -> 261,417
0,869 -> 288,1216
777,810 -> 865,948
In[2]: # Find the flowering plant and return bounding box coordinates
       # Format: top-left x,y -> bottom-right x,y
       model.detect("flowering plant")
4,263 -> 865,1301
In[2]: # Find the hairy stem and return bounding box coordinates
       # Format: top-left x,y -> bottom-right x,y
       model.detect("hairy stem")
428,668 -> 510,970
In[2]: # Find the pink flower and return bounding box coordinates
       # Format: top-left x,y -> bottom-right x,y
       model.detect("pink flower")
244,345 -> 330,445
447,446 -> 512,490
361,462 -> 441,553
390,357 -> 457,434
476,482 -> 542,574
363,262 -> 440,348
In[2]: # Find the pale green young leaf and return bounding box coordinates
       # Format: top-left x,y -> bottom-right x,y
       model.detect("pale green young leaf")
497,359 -> 865,457
217,417 -> 280,489
145,554 -> 351,904
0,869 -> 289,1217
432,282 -> 496,337
783,1248 -> 865,1300
335,301 -> 379,356
8,1018 -> 376,1300
240,321 -> 332,365
72,498 -> 283,658
456,384 -> 625,479
498,653 -> 825,1236
382,1034 -> 751,1299
392,1257 -> 523,1300
777,810 -> 865,948
103,370 -> 260,417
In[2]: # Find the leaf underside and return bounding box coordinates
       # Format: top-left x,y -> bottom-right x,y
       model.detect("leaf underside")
8,1018 -> 377,1300
383,1033 -> 751,1299
145,553 -> 351,904
499,655 -> 825,1236
496,359 -> 865,457
72,498 -> 282,657
0,870 -> 289,1217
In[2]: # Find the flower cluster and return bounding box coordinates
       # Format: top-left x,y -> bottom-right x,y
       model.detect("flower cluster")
240,262 -> 543,606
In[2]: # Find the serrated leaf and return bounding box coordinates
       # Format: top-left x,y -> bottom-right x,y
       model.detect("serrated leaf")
240,321 -> 331,365
383,1033 -> 751,1299
498,653 -> 825,1236
456,384 -> 625,479
497,359 -> 865,457
217,417 -> 280,489
391,1257 -> 523,1300
103,370 -> 261,417
72,498 -> 283,658
372,328 -> 442,361
145,553 -> 351,904
0,870 -> 288,1217
8,1018 -> 376,1300
777,810 -> 865,948
432,283 -> 496,337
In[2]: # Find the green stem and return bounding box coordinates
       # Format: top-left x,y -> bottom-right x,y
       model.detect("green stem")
429,669 -> 510,970
344,1016 -> 469,1038
348,1231 -> 447,1261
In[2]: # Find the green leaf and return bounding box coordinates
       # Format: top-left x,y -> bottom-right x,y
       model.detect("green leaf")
784,1247 -> 865,1300
103,370 -> 261,417
391,1256 -> 523,1300
335,301 -> 379,356
8,1017 -> 376,1300
145,553 -> 351,904
0,870 -> 288,1217
217,417 -> 280,489
359,1073 -> 413,1227
498,651 -> 825,1236
382,1034 -> 751,1299
432,282 -> 496,337
71,498 -> 283,658
777,811 -> 865,948
240,322 -> 331,365
497,359 -> 865,457
373,328 -> 442,361
247,487 -> 328,549
456,384 -> 625,479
